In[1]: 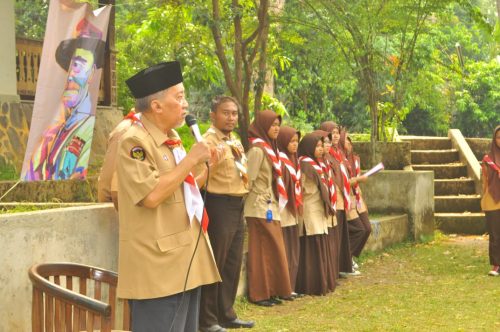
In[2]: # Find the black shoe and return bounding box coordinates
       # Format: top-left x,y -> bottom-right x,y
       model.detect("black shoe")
269,297 -> 283,305
221,318 -> 255,329
279,295 -> 295,301
251,299 -> 274,307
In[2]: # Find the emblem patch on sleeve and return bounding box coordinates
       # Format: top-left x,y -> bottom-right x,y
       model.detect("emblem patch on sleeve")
130,146 -> 146,161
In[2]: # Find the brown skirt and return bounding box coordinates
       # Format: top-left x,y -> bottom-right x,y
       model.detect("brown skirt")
246,217 -> 292,302
282,225 -> 300,291
485,209 -> 500,266
296,234 -> 330,296
326,227 -> 338,291
337,211 -> 353,273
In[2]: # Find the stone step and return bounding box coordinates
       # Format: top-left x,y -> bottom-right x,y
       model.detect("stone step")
412,163 -> 467,179
411,149 -> 459,164
435,212 -> 485,235
434,178 -> 476,195
400,136 -> 451,150
434,195 -> 481,213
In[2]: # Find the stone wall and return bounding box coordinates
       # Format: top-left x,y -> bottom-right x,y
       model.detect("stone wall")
0,176 -> 98,202
0,98 -> 123,176
466,138 -> 490,161
352,141 -> 411,170
0,100 -> 32,170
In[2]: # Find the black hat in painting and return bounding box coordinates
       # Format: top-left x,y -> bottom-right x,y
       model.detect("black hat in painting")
55,18 -> 106,70
126,61 -> 183,99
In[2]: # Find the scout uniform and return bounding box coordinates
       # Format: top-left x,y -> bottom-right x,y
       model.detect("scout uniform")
116,115 -> 220,299
199,125 -> 252,330
117,61 -> 220,332
244,110 -> 292,305
481,125 -> 500,274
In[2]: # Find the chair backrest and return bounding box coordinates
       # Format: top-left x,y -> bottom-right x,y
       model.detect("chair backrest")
28,262 -> 130,332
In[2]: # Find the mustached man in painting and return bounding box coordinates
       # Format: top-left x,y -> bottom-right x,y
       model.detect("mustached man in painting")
23,18 -> 105,181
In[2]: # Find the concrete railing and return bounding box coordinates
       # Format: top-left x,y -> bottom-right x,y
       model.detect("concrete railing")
360,170 -> 435,241
448,129 -> 482,194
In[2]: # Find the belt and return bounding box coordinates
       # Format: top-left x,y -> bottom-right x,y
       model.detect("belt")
201,191 -> 244,202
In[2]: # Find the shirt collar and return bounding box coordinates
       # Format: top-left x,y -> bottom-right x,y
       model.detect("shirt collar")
210,125 -> 233,141
140,115 -> 179,147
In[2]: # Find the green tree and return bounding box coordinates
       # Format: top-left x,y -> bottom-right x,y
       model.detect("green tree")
115,1 -> 224,116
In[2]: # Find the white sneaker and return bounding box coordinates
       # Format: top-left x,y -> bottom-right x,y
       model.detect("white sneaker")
488,265 -> 499,276
347,270 -> 361,276
352,259 -> 359,271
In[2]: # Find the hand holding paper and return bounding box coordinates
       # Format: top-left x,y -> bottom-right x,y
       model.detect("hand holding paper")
362,162 -> 385,177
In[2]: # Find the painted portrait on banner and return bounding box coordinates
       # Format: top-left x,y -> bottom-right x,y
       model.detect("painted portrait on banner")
21,0 -> 111,181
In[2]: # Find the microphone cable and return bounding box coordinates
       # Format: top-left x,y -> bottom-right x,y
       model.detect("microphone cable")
168,163 -> 210,332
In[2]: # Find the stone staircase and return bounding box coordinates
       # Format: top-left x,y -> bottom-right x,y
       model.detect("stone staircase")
401,136 -> 485,234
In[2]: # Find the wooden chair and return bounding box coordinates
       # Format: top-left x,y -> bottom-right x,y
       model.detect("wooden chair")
28,262 -> 130,332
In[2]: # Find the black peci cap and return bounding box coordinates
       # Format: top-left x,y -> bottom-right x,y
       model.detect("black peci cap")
126,61 -> 183,99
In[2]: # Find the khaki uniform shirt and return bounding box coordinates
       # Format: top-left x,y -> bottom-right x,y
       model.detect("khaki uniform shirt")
244,147 -> 280,220
481,164 -> 500,211
116,116 -> 220,299
202,126 -> 248,196
299,174 -> 329,236
97,118 -> 134,203
280,206 -> 298,228
347,185 -> 368,220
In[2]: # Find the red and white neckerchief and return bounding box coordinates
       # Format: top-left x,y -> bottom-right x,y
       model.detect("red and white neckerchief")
279,151 -> 303,209
164,138 -> 209,233
329,147 -> 351,210
299,156 -> 336,211
207,127 -> 248,184
124,111 -> 142,123
319,159 -> 337,212
249,137 -> 288,212
352,157 -> 361,208
483,155 -> 500,173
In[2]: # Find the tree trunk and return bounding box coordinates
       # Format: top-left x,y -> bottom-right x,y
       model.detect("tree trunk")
497,0 -> 500,22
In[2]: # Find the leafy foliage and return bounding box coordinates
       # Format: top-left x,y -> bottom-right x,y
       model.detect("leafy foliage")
12,0 -> 500,139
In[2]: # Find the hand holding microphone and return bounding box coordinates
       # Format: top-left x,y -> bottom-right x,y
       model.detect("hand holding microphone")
185,114 -> 223,166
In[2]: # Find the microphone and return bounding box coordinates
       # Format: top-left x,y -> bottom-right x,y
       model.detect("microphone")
185,114 -> 203,142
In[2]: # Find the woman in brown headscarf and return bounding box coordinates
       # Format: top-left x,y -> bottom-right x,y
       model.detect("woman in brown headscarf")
296,132 -> 334,295
319,121 -> 356,276
481,125 -> 500,276
312,129 -> 338,292
244,110 -> 292,306
277,126 -> 302,297
340,129 -> 371,271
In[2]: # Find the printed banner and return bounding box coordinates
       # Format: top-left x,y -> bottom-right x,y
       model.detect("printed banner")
21,0 -> 111,181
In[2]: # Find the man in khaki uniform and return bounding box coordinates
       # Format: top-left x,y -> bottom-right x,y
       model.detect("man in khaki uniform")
116,61 -> 220,332
198,96 -> 254,332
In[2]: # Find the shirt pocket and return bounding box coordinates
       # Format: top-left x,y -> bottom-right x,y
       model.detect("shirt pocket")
158,166 -> 183,204
156,229 -> 192,253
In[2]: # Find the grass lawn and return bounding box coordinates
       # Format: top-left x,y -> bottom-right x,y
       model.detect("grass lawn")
234,233 -> 500,331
